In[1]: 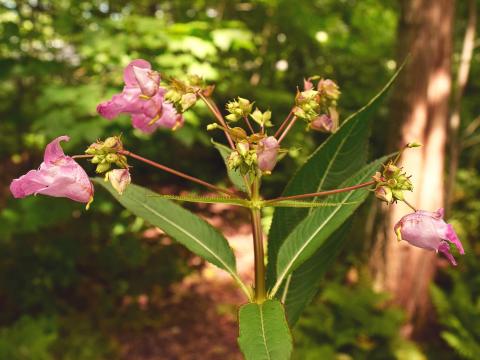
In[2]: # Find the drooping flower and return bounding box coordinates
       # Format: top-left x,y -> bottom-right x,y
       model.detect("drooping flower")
10,136 -> 94,204
97,59 -> 183,133
257,136 -> 280,173
105,169 -> 131,195
394,208 -> 464,265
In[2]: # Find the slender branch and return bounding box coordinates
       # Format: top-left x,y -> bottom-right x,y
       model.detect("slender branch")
274,108 -> 294,138
243,116 -> 255,134
403,199 -> 418,212
72,154 -> 94,159
199,93 -> 235,149
277,116 -> 298,144
250,177 -> 266,303
119,150 -> 237,197
264,180 -> 375,204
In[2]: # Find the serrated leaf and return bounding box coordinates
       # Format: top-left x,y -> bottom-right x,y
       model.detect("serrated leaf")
238,299 -> 292,360
212,140 -> 249,193
265,200 -> 358,208
95,179 -> 250,299
281,222 -> 352,325
270,157 -> 388,298
266,69 -> 401,290
148,193 -> 249,207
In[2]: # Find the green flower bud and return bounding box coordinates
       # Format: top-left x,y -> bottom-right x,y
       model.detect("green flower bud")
236,141 -> 250,157
105,153 -> 119,163
227,151 -> 242,170
407,141 -> 422,148
180,93 -> 197,112
95,162 -> 111,174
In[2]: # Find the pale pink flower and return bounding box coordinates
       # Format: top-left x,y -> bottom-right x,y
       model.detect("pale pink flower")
97,59 -> 183,132
257,136 -> 280,173
106,169 -> 131,195
10,136 -> 94,203
394,208 -> 464,265
310,114 -> 334,133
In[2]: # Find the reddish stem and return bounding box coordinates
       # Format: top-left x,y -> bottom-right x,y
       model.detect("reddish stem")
199,93 -> 235,149
274,109 -> 294,138
277,116 -> 298,144
119,150 -> 237,197
264,180 -> 375,204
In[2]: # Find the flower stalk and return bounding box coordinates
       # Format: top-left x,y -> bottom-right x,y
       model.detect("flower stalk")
119,150 -> 237,197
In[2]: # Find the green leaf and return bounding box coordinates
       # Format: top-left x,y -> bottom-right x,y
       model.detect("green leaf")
264,200 -> 359,208
148,193 -> 249,207
238,300 -> 293,360
212,140 -> 249,193
95,179 -> 251,299
281,222 -> 351,326
270,157 -> 388,298
266,69 -> 400,290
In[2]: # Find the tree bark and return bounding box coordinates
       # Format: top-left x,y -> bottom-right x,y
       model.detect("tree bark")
370,0 -> 455,336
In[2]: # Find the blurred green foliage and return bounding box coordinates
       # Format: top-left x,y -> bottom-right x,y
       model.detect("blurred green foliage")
293,281 -> 424,360
0,0 -> 479,358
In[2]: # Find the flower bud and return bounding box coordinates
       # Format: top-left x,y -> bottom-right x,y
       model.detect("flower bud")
310,114 -> 334,133
375,186 -> 393,203
106,169 -> 131,195
227,151 -> 242,170
317,79 -> 340,101
238,97 -> 253,114
180,93 -> 197,112
207,123 -> 219,131
257,136 -> 280,173
236,141 -> 250,157
407,141 -> 422,148
95,162 -> 111,174
104,136 -> 123,151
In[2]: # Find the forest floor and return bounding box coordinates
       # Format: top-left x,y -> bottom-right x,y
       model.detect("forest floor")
118,200 -> 256,360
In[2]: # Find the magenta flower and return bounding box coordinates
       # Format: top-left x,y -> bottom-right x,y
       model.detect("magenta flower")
10,136 -> 94,204
257,136 -> 280,173
394,208 -> 464,265
97,59 -> 184,133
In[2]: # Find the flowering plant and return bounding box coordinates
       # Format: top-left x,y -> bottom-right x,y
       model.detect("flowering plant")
10,60 -> 463,359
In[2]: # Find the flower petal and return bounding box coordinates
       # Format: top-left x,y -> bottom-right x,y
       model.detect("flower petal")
44,135 -> 70,163
124,59 -> 151,86
438,242 -> 457,266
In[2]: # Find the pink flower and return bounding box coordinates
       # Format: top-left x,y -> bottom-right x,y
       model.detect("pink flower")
310,114 -> 334,133
394,208 -> 464,265
257,136 -> 280,173
97,59 -> 183,133
10,136 -> 94,203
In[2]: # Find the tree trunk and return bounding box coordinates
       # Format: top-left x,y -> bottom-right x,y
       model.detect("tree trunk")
370,0 -> 455,336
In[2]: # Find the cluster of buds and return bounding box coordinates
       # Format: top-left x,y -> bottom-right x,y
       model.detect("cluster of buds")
225,97 -> 254,122
227,140 -> 258,175
226,136 -> 280,175
373,162 -> 413,203
165,75 -> 212,113
294,77 -> 340,133
85,136 -> 131,195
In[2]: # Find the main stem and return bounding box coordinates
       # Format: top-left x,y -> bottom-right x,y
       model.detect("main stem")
250,177 -> 266,303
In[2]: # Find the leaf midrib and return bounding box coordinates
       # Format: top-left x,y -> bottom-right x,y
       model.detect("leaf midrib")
259,303 -> 271,360
142,203 -> 241,285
